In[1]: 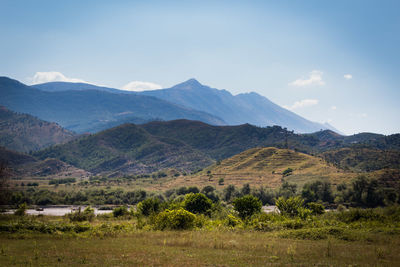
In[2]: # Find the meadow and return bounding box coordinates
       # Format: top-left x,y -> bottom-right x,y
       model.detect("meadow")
1,203 -> 400,266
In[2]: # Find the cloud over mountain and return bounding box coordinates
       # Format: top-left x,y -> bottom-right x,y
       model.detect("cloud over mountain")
31,71 -> 88,84
289,70 -> 325,87
121,81 -> 162,91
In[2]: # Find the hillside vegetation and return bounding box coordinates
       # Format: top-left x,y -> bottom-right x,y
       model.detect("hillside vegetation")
0,106 -> 75,152
32,119 -> 400,177
166,147 -> 355,190
34,123 -> 213,175
322,147 -> 400,172
0,146 -> 89,179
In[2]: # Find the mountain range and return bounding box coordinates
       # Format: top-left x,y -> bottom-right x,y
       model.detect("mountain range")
0,77 -> 224,133
32,77 -> 334,133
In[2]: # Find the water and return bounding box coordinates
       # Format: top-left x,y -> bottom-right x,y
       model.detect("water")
3,205 -> 278,216
4,206 -> 113,216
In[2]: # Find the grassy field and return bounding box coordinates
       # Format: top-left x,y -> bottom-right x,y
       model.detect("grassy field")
1,230 -> 400,266
1,205 -> 400,267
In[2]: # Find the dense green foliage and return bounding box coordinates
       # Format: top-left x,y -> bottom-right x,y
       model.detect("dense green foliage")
183,193 -> 212,214
275,196 -> 305,217
323,147 -> 400,171
112,206 -> 129,217
67,206 -> 95,222
233,195 -> 262,219
137,198 -> 161,216
153,208 -> 196,230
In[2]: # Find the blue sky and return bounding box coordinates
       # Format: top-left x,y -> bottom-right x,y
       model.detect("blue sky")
1,0 -> 399,134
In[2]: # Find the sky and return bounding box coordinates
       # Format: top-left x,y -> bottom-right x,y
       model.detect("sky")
0,0 -> 399,135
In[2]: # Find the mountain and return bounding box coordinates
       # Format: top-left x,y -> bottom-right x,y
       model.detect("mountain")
33,78 -> 336,133
33,123 -> 214,175
0,146 -> 89,178
0,77 -> 225,133
138,78 -> 334,133
33,119 -> 400,176
0,106 -> 76,153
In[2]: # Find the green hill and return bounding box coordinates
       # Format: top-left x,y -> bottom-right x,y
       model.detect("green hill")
0,146 -> 89,179
322,147 -> 400,172
0,106 -> 76,153
33,123 -> 214,175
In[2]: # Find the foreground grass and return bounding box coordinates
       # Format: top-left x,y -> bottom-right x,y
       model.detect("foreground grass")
1,231 -> 400,266
1,228 -> 400,266
1,206 -> 400,266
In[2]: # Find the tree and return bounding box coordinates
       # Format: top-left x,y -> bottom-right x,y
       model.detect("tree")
301,180 -> 333,203
223,185 -> 237,202
201,186 -> 219,202
0,162 -> 11,205
183,193 -> 212,214
137,198 -> 161,216
233,195 -> 262,220
240,183 -> 251,196
278,182 -> 297,198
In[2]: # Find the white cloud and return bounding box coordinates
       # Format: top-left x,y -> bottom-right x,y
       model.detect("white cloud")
121,81 -> 162,92
284,99 -> 319,110
331,105 -> 337,110
31,71 -> 88,84
289,70 -> 325,87
344,74 -> 352,80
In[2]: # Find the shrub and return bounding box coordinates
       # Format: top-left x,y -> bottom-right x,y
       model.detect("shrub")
275,196 -> 304,217
225,214 -> 241,227
183,193 -> 212,214
112,206 -> 129,217
282,168 -> 293,177
137,198 -> 161,216
307,202 -> 325,215
233,195 -> 262,220
154,208 -> 196,230
14,203 -> 27,216
68,206 -> 95,222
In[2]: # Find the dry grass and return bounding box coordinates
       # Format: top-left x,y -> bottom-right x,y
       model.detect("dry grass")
1,230 -> 399,266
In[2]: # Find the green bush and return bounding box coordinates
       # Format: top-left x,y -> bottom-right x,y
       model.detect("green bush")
183,193 -> 212,214
275,196 -> 304,217
282,168 -> 293,177
14,203 -> 27,216
225,214 -> 241,227
154,208 -> 196,230
137,198 -> 161,216
307,202 -> 325,215
112,206 -> 129,217
233,195 -> 262,220
68,206 -> 95,222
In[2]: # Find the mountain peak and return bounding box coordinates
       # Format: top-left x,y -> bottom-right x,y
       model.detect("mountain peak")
185,78 -> 202,85
173,78 -> 205,90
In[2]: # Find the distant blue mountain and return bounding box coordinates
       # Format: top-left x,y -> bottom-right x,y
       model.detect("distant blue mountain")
0,77 -> 225,133
139,79 -> 336,133
32,78 -> 339,133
